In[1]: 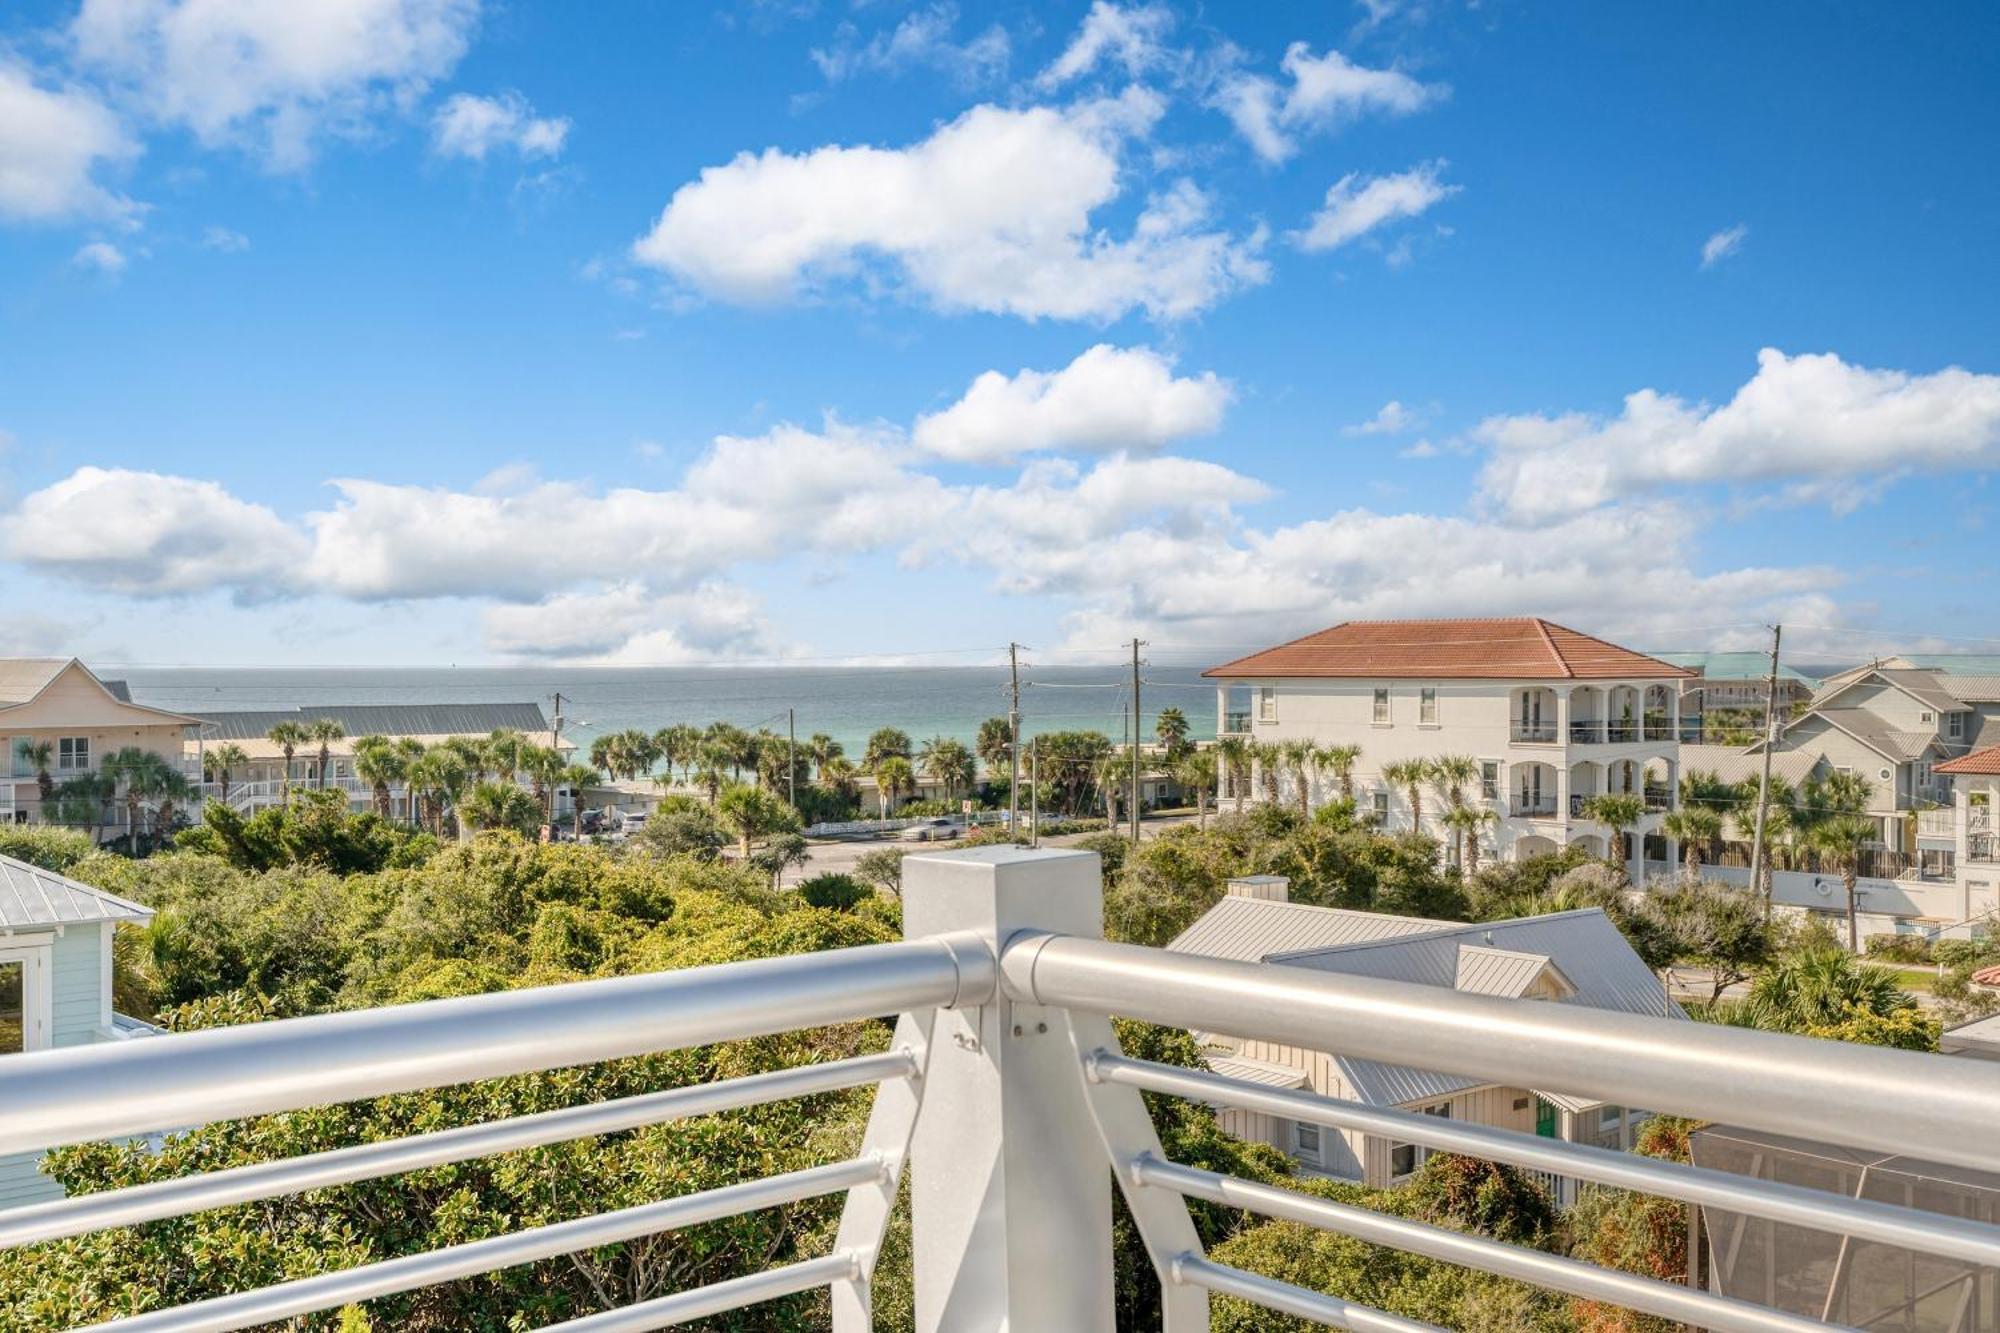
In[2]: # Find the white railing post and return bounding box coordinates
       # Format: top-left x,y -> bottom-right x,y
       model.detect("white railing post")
900,846 -> 1116,1332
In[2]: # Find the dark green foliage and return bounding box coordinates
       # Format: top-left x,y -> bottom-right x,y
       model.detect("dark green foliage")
1399,1154 -> 1558,1246
853,847 -> 908,893
631,804 -> 726,862
797,873 -> 869,912
0,824 -> 98,872
174,791 -> 438,875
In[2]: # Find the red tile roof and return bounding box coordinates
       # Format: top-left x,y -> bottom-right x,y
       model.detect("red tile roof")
1937,745 -> 2000,776
1203,618 -> 1696,681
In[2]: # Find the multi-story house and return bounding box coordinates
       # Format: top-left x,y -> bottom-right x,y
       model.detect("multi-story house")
0,658 -> 201,841
1205,618 -> 1693,875
1654,652 -> 1820,732
1170,874 -> 1681,1202
1936,745 -> 2000,924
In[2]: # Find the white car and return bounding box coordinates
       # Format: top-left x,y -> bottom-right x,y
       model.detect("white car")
899,817 -> 962,842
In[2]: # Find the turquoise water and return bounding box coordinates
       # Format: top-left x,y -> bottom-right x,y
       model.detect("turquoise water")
122,665 -> 1221,758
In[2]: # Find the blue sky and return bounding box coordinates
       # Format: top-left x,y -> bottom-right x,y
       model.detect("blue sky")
1,0 -> 1996,668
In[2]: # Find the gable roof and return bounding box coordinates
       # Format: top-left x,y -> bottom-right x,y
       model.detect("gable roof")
192,702 -> 553,743
1204,618 -> 1694,681
1938,745 -> 2000,777
1939,676 -> 2000,704
0,854 -> 153,930
1680,743 -> 1824,789
1167,895 -> 1450,962
1454,944 -> 1575,999
0,658 -> 199,725
1796,708 -> 1943,764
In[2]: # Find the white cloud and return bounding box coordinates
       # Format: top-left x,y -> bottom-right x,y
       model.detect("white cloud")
483,581 -> 787,663
1035,1 -> 1177,89
4,466 -> 306,595
812,4 -> 1009,86
1701,223 -> 1748,269
913,344 -> 1231,463
1295,160 -> 1457,252
1475,348 -> 2000,522
0,63 -> 139,223
71,240 -> 127,272
71,0 -> 481,170
201,225 -> 250,251
1397,438 -> 1440,458
1344,399 -> 1426,435
1215,42 -> 1444,164
431,91 -> 570,161
630,91 -> 1267,321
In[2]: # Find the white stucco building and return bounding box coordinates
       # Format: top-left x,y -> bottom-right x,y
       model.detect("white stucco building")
1204,618 -> 1693,875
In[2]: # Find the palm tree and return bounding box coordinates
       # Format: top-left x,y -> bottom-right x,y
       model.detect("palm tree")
558,763 -> 599,839
822,756 -> 860,808
693,741 -> 732,807
1445,804 -> 1499,873
393,738 -> 427,826
1317,743 -> 1361,803
807,732 -> 844,780
588,733 -> 620,779
200,741 -> 250,806
654,724 -> 702,784
102,747 -> 181,846
1579,793 -> 1647,868
1743,947 -> 1914,1033
863,727 -> 913,771
1662,805 -> 1724,869
873,755 -> 916,818
918,736 -> 975,802
266,721 -> 308,802
306,718 -> 345,789
459,781 -> 541,836
975,717 -> 1013,775
1275,739 -> 1316,816
1154,707 -> 1191,758
1175,749 -> 1217,831
351,736 -> 403,818
1253,741 -> 1283,804
1809,813 -> 1878,952
1215,736 -> 1251,813
521,744 -> 565,822
484,729 -> 530,784
1382,759 -> 1432,832
1092,750 -> 1128,826
1428,754 -> 1479,865
13,740 -> 54,809
408,748 -> 470,837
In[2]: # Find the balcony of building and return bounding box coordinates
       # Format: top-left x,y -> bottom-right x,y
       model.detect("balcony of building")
1509,760 -> 1561,818
3,847 -> 1997,1333
1510,687 -> 1561,744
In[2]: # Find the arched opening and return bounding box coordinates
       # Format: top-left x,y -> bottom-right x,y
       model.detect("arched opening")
1567,686 -> 1605,743
1512,833 -> 1560,862
1607,686 -> 1641,742
1569,833 -> 1607,859
1567,760 -> 1602,819
1512,687 -> 1560,743
1643,684 -> 1676,742
1511,761 -> 1559,817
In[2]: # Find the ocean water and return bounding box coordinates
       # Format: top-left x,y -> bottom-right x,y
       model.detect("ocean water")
121,665 -> 1222,758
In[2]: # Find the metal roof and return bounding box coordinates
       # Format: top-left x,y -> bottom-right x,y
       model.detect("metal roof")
1454,944 -> 1569,999
1167,896 -> 1451,963
0,854 -> 153,930
1808,708 -> 1942,763
1873,669 -> 1964,713
1204,1055 -> 1312,1090
1939,675 -> 2000,703
1680,743 -> 1824,788
192,701 -> 552,742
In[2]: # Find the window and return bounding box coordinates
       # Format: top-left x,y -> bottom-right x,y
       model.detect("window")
56,737 -> 89,771
1391,1141 -> 1418,1177
1480,761 -> 1499,801
1424,1102 -> 1452,1120
0,947 -> 50,1055
1598,1104 -> 1623,1130
1420,687 -> 1438,724
1257,687 -> 1277,723
1949,712 -> 1966,739
1372,791 -> 1390,823
1294,1122 -> 1321,1161
1921,711 -> 1934,724
1372,688 -> 1390,724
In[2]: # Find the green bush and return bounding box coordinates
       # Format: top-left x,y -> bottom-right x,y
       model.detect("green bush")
1865,933 -> 1932,963
0,824 -> 100,872
796,873 -> 869,912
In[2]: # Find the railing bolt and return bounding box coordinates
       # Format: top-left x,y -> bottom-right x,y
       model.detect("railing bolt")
1012,1024 -> 1024,1037
1036,1022 -> 1048,1034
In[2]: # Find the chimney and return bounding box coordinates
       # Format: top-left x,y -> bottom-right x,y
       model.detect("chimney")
1225,875 -> 1289,903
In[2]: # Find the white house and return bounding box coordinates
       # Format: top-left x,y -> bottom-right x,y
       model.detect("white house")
0,853 -> 158,1209
1205,618 -> 1693,876
1170,875 -> 1680,1202
1,659 -> 201,842
1936,744 -> 2000,924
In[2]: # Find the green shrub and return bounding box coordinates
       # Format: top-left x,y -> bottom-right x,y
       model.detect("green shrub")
797,873 -> 869,912
0,824 -> 99,872
1865,933 -> 1932,963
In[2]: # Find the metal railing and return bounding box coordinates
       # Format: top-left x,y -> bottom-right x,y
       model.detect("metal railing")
1643,784 -> 1673,811
1220,711 -> 1252,735
1568,720 -> 1604,744
1511,795 -> 1559,818
1511,720 -> 1559,743
5,847 -> 2000,1331
1606,720 -> 1640,743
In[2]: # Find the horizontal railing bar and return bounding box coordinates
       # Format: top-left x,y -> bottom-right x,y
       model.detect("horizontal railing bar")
542,1251 -> 861,1331
80,1157 -> 886,1333
1006,934 -> 2000,1174
1136,1157 -> 1851,1333
1,1051 -> 916,1251
0,936 -> 989,1157
1092,1054 -> 2000,1270
1172,1254 -> 1442,1332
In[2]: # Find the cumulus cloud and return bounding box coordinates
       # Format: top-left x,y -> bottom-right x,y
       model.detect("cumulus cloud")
431,91 -> 569,160
1701,223 -> 1748,269
629,91 -> 1268,321
1475,348 -> 2000,522
3,466 -> 306,595
0,63 -> 139,223
483,581 -> 788,663
1214,42 -> 1444,164
1296,160 -> 1457,252
913,344 -> 1231,463
811,4 -> 1009,86
1345,399 -> 1427,435
1034,1 -> 1177,89
202,225 -> 250,251
71,0 -> 481,170
72,240 -> 127,272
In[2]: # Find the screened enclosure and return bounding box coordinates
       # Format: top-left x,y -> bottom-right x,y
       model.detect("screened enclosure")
1694,1126 -> 2000,1331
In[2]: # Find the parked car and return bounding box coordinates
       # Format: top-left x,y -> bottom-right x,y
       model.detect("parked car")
615,811 -> 649,835
579,810 -> 609,835
899,817 -> 962,842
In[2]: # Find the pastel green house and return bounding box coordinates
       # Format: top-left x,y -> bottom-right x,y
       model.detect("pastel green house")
0,852 -> 156,1210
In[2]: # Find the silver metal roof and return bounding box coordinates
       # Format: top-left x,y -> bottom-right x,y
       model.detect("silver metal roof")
1454,944 -> 1564,999
1681,743 -> 1824,788
0,854 -> 153,930
1166,896 -> 1450,963
193,701 -> 552,742
1204,1055 -> 1311,1089
1939,675 -> 2000,704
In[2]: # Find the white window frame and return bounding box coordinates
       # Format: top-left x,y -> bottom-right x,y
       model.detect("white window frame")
1948,712 -> 1966,739
1419,687 -> 1438,725
1257,687 -> 1277,724
57,736 -> 90,772
1371,790 -> 1390,823
1293,1121 -> 1322,1163
1480,761 -> 1499,801
1372,688 -> 1391,725
1390,1140 -> 1419,1178
0,942 -> 53,1055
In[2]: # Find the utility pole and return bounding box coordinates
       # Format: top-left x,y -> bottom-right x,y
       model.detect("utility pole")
1029,739 -> 1040,848
1748,624 -> 1782,920
1008,643 -> 1022,838
549,692 -> 565,752
787,707 -> 797,809
1130,638 -> 1144,845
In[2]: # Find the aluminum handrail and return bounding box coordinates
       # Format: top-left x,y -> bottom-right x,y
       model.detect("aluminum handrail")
1090,1054 -> 2000,1269
1137,1157 -> 1838,1333
82,1156 -> 887,1333
0,1050 -> 917,1249
0,936 -> 985,1156
545,1252 -> 863,1331
1170,1255 -> 1440,1333
1003,933 -> 2000,1173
